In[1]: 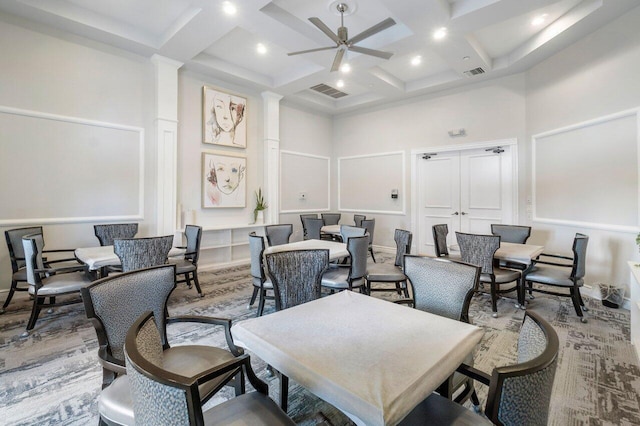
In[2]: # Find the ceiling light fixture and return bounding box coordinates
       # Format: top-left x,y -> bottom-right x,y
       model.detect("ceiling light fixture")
256,43 -> 267,55
433,27 -> 447,40
222,1 -> 237,16
411,55 -> 422,66
336,80 -> 345,88
340,63 -> 351,73
531,14 -> 548,26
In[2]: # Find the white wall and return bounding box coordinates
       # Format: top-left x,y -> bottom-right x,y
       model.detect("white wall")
525,6 -> 640,291
0,19 -> 155,291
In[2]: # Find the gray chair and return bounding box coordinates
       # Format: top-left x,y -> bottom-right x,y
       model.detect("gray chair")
432,224 -> 460,260
321,235 -> 368,293
305,218 -> 324,240
321,213 -> 341,226
361,218 -> 376,262
81,265 -> 244,426
125,311 -> 294,426
247,233 -> 274,317
2,226 -> 82,313
353,214 -> 366,227
169,225 -> 203,297
400,311 -> 559,426
400,255 -> 481,407
491,224 -> 531,244
523,233 -> 589,323
94,223 -> 139,246
366,229 -> 412,297
265,224 -> 293,247
113,236 -> 173,272
339,224 -> 366,243
20,233 -> 91,337
456,232 -> 522,318
300,214 -> 318,240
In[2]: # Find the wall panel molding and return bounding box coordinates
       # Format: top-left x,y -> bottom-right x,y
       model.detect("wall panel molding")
280,150 -> 330,213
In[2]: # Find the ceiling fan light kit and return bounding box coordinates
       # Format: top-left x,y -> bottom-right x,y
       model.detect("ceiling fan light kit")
288,2 -> 396,72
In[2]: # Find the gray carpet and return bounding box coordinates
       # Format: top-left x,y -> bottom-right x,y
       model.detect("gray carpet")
1,254 -> 639,425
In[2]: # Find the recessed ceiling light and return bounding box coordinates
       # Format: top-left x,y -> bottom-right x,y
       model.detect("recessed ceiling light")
222,1 -> 237,16
336,80 -> 345,88
256,43 -> 267,55
433,27 -> 447,40
411,56 -> 422,66
531,14 -> 548,26
340,63 -> 351,73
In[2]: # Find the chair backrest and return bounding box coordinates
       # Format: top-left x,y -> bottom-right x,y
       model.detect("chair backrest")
249,232 -> 267,281
393,229 -> 412,267
340,225 -> 366,243
456,232 -> 500,275
300,214 -> 318,239
81,265 -> 176,362
265,249 -> 329,310
305,218 -> 324,240
321,213 -> 341,226
94,223 -> 139,246
432,224 -> 449,257
265,224 -> 293,247
403,255 -> 480,322
353,214 -> 366,227
571,233 -> 589,279
491,224 -> 531,244
346,235 -> 369,281
114,236 -> 173,272
5,226 -> 43,272
361,219 -> 375,247
22,233 -> 46,286
485,311 -> 559,426
184,225 -> 203,263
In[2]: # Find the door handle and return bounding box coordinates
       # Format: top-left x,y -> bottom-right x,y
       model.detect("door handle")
461,212 -> 468,215
451,212 -> 459,215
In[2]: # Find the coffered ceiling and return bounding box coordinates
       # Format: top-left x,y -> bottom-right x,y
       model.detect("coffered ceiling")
1,0 -> 637,113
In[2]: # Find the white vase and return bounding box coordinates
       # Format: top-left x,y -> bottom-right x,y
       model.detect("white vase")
255,210 -> 265,225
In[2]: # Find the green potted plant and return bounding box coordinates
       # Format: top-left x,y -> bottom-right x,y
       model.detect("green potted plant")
636,232 -> 640,253
254,188 -> 267,224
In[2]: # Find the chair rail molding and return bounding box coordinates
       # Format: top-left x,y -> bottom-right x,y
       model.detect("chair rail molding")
263,91 -> 283,225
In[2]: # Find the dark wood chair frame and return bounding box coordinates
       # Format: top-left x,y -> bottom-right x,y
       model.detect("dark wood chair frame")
174,225 -> 204,296
432,224 -> 450,257
247,232 -> 274,317
366,229 -> 412,297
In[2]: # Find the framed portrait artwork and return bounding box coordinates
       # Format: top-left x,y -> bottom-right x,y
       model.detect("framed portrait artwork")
202,86 -> 247,148
202,152 -> 247,208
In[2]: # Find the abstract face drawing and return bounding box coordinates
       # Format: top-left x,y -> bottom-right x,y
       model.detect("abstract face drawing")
209,93 -> 245,145
208,158 -> 245,196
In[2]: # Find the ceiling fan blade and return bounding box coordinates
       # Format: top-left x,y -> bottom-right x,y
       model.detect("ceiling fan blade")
347,17 -> 396,45
330,48 -> 346,72
288,46 -> 336,56
349,45 -> 393,60
308,17 -> 341,44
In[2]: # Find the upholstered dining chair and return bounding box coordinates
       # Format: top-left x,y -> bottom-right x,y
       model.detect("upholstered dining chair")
265,224 -> 293,247
399,255 -> 481,407
81,265 -> 244,426
300,214 -> 318,240
491,224 -> 532,244
321,235 -> 368,293
113,236 -> 173,272
366,229 -> 412,296
432,224 -> 460,260
456,232 -> 522,318
353,214 -> 366,227
339,224 -> 366,243
168,225 -> 203,297
247,232 -> 274,317
20,233 -> 91,337
361,218 -> 376,262
305,218 -> 324,240
125,311 -> 294,426
400,311 -> 559,426
523,233 -> 589,323
321,213 -> 341,226
94,223 -> 139,246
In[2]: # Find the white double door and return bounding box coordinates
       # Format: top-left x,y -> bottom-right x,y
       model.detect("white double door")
417,145 -> 516,255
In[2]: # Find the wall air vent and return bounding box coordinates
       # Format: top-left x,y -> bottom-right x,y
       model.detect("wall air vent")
463,67 -> 485,77
310,83 -> 349,99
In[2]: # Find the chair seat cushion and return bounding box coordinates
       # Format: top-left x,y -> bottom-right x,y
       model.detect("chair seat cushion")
99,375 -> 133,426
525,264 -> 583,287
444,252 -> 462,261
366,264 -> 407,282
28,271 -> 92,296
399,392 -> 492,425
252,277 -> 273,289
321,268 -> 364,289
168,258 -> 196,274
479,267 -> 520,284
12,268 -> 27,281
204,392 -> 295,425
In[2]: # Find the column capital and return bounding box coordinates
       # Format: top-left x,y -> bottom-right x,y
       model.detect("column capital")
150,54 -> 184,69
261,91 -> 283,102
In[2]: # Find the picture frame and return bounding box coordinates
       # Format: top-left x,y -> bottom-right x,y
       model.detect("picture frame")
202,85 -> 247,148
202,152 -> 247,208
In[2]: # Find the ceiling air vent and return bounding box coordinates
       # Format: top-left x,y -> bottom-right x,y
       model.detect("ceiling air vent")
310,83 -> 349,99
463,67 -> 485,77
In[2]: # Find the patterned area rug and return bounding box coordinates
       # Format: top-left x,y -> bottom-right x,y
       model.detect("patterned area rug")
1,254 -> 639,425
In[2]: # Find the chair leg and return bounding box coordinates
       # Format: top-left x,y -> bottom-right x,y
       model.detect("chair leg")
470,389 -> 481,412
577,288 -> 588,311
490,282 -> 498,318
402,280 -> 410,298
279,372 -> 289,412
369,247 -> 377,263
257,288 -> 266,317
47,297 -> 55,314
191,272 -> 203,297
23,296 -> 45,337
1,280 -> 18,312
248,286 -> 259,308
233,369 -> 246,396
570,287 -> 587,323
184,272 -> 192,289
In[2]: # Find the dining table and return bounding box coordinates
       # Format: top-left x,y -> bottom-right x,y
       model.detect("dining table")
74,245 -> 185,271
320,224 -> 341,238
232,291 -> 484,426
263,239 -> 348,262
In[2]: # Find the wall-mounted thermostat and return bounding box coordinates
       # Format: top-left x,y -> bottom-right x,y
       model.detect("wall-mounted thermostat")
391,189 -> 398,199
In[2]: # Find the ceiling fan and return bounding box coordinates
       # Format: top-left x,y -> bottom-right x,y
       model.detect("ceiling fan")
288,3 -> 396,72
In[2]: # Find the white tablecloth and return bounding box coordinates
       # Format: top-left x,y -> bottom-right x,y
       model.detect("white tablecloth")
263,239 -> 348,261
320,224 -> 341,235
233,291 -> 483,426
75,245 -> 185,271
495,242 -> 544,266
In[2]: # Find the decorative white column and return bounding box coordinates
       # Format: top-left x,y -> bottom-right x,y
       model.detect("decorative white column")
150,55 -> 183,236
262,91 -> 283,225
